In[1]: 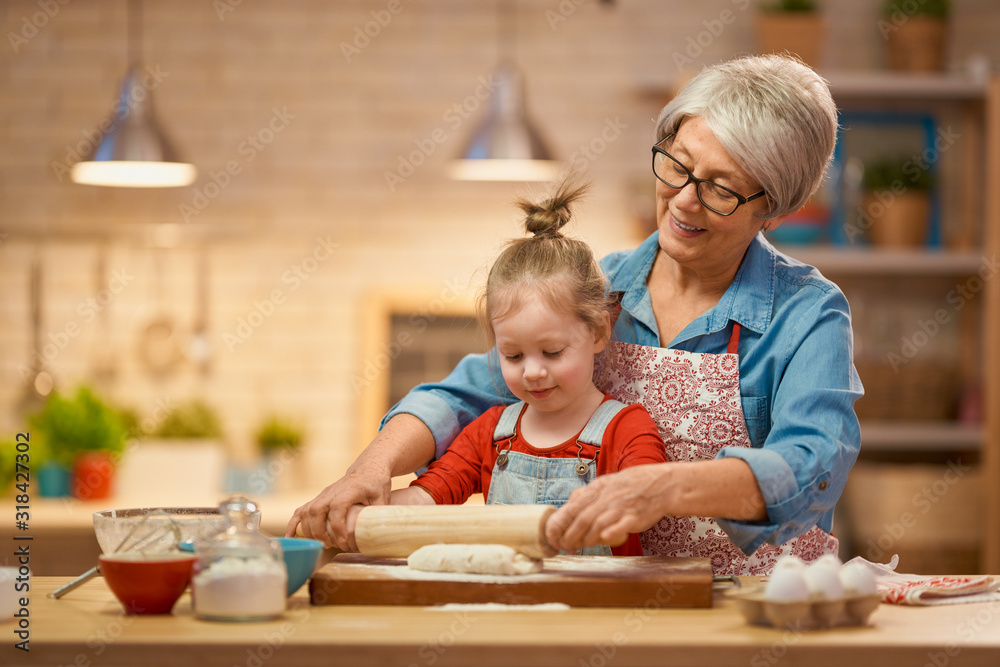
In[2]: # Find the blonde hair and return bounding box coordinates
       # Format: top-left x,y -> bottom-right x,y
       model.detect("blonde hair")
479,179 -> 610,346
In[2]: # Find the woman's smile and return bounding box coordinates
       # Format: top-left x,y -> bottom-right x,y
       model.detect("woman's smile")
670,212 -> 706,235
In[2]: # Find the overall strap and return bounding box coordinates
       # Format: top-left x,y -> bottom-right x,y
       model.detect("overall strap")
726,322 -> 742,355
492,402 -> 526,442
577,399 -> 628,447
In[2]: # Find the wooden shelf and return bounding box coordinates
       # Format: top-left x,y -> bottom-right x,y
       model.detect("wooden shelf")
825,70 -> 989,100
775,245 -> 985,276
639,70 -> 989,104
0,221 -> 253,247
821,74 -> 999,572
860,420 -> 982,453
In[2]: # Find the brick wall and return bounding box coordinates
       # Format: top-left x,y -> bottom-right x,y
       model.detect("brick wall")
2,0 -> 999,493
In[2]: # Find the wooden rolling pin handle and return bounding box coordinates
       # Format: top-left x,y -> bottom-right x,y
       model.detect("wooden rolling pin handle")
355,504 -> 558,559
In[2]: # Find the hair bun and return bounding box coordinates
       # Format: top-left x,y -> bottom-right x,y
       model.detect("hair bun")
525,203 -> 571,237
518,180 -> 589,239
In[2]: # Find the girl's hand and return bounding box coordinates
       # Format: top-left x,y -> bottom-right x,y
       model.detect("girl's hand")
389,485 -> 436,505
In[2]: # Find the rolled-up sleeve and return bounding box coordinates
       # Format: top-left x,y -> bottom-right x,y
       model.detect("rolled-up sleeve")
715,289 -> 863,555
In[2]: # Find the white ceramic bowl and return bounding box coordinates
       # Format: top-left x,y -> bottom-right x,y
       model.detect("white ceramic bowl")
0,566 -> 22,618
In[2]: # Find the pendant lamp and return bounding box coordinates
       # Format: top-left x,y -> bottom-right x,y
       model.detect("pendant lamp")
448,1 -> 559,182
70,0 -> 195,188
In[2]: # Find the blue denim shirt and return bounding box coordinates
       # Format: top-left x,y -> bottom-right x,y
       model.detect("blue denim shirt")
384,232 -> 863,555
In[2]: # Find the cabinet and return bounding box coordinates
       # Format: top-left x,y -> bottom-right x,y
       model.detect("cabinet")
774,72 -> 1000,574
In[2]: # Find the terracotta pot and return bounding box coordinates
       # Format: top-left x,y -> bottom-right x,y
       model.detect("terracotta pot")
755,13 -> 824,70
861,190 -> 931,248
885,17 -> 947,72
72,451 -> 115,500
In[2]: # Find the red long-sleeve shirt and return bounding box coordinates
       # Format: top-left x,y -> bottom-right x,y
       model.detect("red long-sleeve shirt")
412,397 -> 667,556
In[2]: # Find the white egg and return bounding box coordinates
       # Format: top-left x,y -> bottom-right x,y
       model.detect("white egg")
772,555 -> 807,573
804,559 -> 845,599
812,554 -> 843,569
839,562 -> 878,595
764,562 -> 810,602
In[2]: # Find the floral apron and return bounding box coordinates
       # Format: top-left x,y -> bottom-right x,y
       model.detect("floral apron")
594,321 -> 838,575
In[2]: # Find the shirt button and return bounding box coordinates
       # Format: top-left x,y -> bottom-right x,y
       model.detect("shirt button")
818,480 -> 828,491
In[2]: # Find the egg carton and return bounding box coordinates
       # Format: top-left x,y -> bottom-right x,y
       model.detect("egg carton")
727,586 -> 881,629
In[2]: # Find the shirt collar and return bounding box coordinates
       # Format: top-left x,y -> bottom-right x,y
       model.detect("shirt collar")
614,232 -> 660,336
617,231 -> 776,339
710,233 -> 775,335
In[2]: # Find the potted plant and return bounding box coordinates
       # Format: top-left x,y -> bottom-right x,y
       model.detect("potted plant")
251,415 -> 306,495
860,155 -> 935,247
256,416 -> 304,454
880,0 -> 950,72
150,400 -> 223,440
756,0 -> 824,70
116,399 -> 227,504
28,386 -> 129,500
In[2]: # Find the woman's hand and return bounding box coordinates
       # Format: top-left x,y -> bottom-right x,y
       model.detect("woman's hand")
285,465 -> 392,551
545,464 -> 673,552
544,459 -> 768,552
285,414 -> 437,550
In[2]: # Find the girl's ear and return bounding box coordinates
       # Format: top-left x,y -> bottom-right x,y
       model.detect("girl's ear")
592,311 -> 612,354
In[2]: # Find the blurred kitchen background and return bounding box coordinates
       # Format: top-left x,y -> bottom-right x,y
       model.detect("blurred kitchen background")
1,1 -> 999,574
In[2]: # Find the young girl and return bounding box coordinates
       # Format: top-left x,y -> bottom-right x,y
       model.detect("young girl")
382,180 -> 666,556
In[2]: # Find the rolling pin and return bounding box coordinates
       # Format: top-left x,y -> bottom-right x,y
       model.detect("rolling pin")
354,504 -> 557,560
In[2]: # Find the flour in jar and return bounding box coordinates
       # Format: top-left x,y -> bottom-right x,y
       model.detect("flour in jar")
192,556 -> 286,621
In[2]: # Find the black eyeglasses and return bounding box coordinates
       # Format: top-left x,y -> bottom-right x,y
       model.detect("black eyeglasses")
651,135 -> 767,216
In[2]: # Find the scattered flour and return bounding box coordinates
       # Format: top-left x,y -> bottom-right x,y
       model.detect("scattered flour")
427,602 -> 571,611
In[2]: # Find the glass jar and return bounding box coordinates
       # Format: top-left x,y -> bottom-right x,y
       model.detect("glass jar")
191,495 -> 286,621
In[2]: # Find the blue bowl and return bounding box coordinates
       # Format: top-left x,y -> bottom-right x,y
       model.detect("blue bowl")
179,536 -> 324,597
274,537 -> 324,596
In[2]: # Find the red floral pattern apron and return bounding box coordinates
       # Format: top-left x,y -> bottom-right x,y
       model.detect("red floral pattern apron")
594,322 -> 838,575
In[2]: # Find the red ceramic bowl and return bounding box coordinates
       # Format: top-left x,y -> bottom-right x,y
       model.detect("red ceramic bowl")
99,552 -> 197,615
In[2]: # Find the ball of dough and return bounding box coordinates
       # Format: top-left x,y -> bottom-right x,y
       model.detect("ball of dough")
407,544 -> 543,575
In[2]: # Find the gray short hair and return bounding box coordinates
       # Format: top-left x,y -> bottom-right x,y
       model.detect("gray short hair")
654,54 -> 838,220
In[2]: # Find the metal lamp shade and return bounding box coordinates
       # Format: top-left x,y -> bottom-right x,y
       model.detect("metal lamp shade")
448,62 -> 560,182
70,68 -> 196,188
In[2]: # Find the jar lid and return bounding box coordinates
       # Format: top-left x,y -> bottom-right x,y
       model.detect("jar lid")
195,495 -> 282,560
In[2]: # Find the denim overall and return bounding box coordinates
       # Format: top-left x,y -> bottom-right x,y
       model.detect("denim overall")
485,399 -> 627,557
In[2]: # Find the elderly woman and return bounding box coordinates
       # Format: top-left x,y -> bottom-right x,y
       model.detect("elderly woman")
288,54 -> 862,575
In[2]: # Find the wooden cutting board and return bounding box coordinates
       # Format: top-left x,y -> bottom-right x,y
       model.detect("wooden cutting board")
309,553 -> 713,608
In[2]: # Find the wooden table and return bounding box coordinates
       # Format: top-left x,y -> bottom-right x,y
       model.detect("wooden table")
11,576 -> 1000,667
